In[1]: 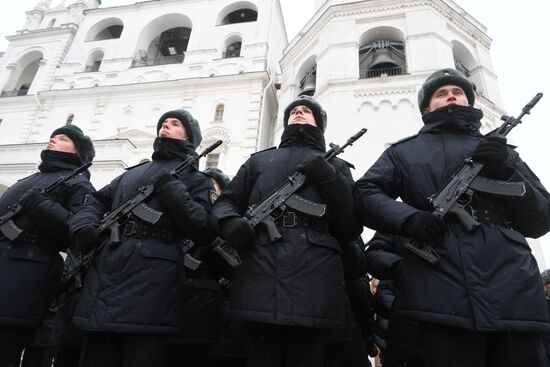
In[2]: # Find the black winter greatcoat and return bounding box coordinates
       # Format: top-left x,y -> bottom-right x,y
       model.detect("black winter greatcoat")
0,151 -> 95,327
366,232 -> 424,359
354,105 -> 550,333
69,138 -> 214,334
211,125 -> 360,330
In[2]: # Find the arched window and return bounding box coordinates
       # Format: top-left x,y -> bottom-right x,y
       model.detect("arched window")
48,18 -> 56,28
66,114 -> 74,125
206,153 -> 220,167
94,25 -> 123,40
86,18 -> 124,41
452,41 -> 477,78
299,66 -> 316,96
217,2 -> 258,25
136,27 -> 191,66
85,50 -> 104,72
2,51 -> 43,97
214,104 -> 225,121
222,9 -> 257,24
295,56 -> 317,97
359,28 -> 406,79
132,14 -> 192,67
224,41 -> 242,58
359,40 -> 405,78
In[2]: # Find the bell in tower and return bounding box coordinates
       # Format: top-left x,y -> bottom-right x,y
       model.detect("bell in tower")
369,48 -> 399,70
299,66 -> 317,96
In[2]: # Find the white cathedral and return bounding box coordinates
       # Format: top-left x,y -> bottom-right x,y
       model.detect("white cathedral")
0,0 -> 545,265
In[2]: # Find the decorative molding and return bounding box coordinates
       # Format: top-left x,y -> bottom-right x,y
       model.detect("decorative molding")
354,85 -> 417,98
200,126 -> 232,148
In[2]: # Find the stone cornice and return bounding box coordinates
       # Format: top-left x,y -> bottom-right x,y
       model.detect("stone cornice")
8,26 -> 77,41
39,71 -> 269,100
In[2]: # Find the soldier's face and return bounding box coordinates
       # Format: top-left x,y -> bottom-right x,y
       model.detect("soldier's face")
159,118 -> 189,141
288,105 -> 317,127
544,283 -> 550,297
47,134 -> 78,154
425,85 -> 469,112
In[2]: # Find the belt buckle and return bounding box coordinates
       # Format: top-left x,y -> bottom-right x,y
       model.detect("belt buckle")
123,221 -> 136,236
282,211 -> 297,227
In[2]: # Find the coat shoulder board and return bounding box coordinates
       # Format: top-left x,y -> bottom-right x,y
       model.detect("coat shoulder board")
125,160 -> 150,171
388,134 -> 418,146
251,146 -> 277,156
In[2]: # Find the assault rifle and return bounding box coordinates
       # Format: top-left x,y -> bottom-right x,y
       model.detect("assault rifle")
98,140 -> 223,244
61,140 -> 223,283
181,128 -> 367,272
245,128 -> 367,242
0,161 -> 92,241
404,93 -> 543,264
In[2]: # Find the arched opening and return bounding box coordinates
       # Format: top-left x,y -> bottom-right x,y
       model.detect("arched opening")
217,2 -> 258,25
359,27 -> 406,79
85,50 -> 104,72
223,35 -> 242,58
452,41 -> 477,78
95,25 -> 123,40
48,18 -> 56,28
1,50 -> 43,97
133,14 -> 192,67
86,18 -> 124,41
66,114 -> 74,125
214,104 -> 225,121
205,153 -> 220,167
295,56 -> 317,97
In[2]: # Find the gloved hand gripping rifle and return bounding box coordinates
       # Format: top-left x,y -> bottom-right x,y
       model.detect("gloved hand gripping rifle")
62,140 -> 222,282
404,93 -> 543,264
0,161 -> 92,241
245,128 -> 367,242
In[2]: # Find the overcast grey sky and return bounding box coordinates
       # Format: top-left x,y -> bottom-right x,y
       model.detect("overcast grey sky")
1,0 -> 550,260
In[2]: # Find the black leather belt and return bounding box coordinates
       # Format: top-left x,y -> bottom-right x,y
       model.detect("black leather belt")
122,220 -> 183,243
468,205 -> 510,227
15,231 -> 51,248
274,211 -> 328,232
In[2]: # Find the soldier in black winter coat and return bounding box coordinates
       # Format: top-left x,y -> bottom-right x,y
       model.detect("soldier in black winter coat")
354,68 -> 550,367
365,232 -> 424,367
211,95 -> 362,367
69,109 -> 215,367
166,167 -> 231,367
541,269 -> 550,363
0,125 -> 95,367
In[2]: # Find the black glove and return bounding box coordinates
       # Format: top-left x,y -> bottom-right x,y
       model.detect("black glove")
402,212 -> 445,243
19,187 -> 48,212
296,154 -> 337,182
74,227 -> 100,254
151,169 -> 177,192
471,136 -> 509,178
219,217 -> 255,250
